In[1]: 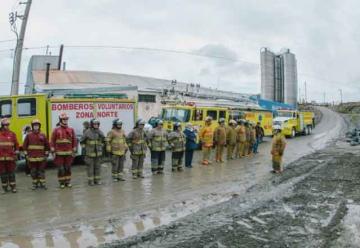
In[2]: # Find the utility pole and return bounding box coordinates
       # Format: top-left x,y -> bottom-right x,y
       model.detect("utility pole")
323,92 -> 326,104
339,89 -> 343,104
304,81 -> 307,104
10,0 -> 32,96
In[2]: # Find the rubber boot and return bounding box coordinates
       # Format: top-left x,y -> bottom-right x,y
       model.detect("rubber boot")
2,186 -> 8,194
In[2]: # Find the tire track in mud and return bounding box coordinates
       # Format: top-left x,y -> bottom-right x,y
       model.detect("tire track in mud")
101,141 -> 360,248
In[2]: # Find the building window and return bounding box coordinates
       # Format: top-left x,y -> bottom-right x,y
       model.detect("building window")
0,100 -> 12,118
17,98 -> 36,117
138,94 -> 156,103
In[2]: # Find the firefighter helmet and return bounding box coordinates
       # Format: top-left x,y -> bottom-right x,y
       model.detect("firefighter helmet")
1,118 -> 10,126
31,119 -> 41,125
205,116 -> 212,122
273,125 -> 282,131
136,119 -> 146,126
113,118 -> 123,126
90,118 -> 100,127
219,118 -> 225,123
59,112 -> 69,120
31,119 -> 41,128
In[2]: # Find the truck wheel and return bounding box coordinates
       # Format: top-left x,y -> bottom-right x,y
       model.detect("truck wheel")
291,128 -> 296,138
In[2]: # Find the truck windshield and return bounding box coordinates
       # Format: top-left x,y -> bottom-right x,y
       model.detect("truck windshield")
162,108 -> 190,122
277,112 -> 294,118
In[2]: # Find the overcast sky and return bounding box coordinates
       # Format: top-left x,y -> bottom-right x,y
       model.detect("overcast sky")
0,0 -> 359,102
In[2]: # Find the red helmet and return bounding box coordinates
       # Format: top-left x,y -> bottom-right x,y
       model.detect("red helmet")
59,112 -> 69,120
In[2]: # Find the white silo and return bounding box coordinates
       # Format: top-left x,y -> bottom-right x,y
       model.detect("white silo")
260,48 -> 275,101
282,49 -> 298,106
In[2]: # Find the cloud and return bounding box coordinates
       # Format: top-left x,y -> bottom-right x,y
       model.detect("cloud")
0,0 -> 359,101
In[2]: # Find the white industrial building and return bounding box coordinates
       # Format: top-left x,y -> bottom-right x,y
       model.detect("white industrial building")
260,48 -> 298,106
25,55 -> 255,120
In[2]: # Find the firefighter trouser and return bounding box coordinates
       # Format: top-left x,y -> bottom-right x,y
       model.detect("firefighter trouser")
227,144 -> 235,160
131,154 -> 145,176
54,155 -> 73,185
0,161 -> 16,190
151,151 -> 165,172
85,157 -> 101,183
272,155 -> 283,171
29,161 -> 46,185
215,145 -> 225,162
112,155 -> 125,179
202,146 -> 212,162
172,151 -> 184,170
238,142 -> 246,157
248,141 -> 254,155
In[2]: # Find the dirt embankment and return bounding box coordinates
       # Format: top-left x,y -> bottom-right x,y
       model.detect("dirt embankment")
101,115 -> 360,248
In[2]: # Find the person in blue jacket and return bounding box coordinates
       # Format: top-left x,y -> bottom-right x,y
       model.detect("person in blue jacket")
183,123 -> 198,168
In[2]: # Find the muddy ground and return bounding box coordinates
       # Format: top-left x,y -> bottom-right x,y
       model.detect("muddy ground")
102,114 -> 360,248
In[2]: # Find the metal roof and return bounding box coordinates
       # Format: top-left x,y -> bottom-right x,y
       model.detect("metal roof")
29,70 -> 254,102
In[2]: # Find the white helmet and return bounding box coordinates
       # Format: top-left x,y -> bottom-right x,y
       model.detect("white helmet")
273,125 -> 282,131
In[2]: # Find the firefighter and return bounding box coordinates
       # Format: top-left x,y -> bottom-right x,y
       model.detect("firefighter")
168,122 -> 186,172
235,119 -> 246,158
23,119 -> 50,190
51,112 -> 77,189
244,121 -> 251,157
147,119 -> 168,174
106,119 -> 128,182
0,118 -> 19,193
80,118 -> 105,186
226,120 -> 237,160
199,116 -> 214,165
271,125 -> 287,173
214,118 -> 227,163
127,119 -> 147,179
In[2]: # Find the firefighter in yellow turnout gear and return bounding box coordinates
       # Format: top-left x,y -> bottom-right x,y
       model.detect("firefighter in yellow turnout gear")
168,122 -> 186,172
80,118 -> 106,186
235,119 -> 246,158
127,119 -> 147,179
106,119 -> 128,182
226,120 -> 237,160
271,125 -> 287,173
148,120 -> 168,174
214,118 -> 227,163
199,116 -> 214,165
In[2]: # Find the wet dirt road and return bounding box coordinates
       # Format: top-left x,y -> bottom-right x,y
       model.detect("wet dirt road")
0,107 -> 345,248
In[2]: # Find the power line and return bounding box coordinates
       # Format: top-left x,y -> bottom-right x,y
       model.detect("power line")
0,39 -> 16,43
63,45 -> 257,65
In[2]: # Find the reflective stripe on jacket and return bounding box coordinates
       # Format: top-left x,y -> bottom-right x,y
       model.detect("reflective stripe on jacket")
0,130 -> 19,161
80,128 -> 105,158
168,131 -> 186,152
51,126 -> 77,156
147,128 -> 168,151
23,131 -> 50,162
127,128 -> 147,155
106,129 -> 128,156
